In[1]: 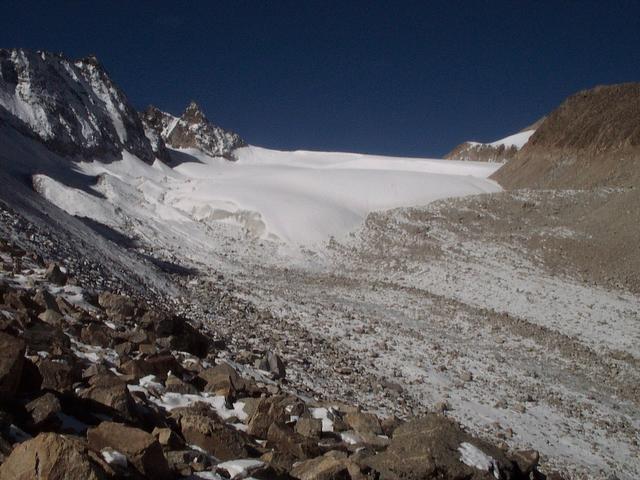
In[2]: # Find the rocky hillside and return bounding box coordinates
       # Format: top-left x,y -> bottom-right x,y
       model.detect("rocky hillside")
491,83 -> 640,188
0,49 -> 155,163
0,236 -> 553,480
142,102 -> 245,160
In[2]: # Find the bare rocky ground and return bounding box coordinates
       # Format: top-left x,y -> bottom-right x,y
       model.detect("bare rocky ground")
175,188 -> 640,480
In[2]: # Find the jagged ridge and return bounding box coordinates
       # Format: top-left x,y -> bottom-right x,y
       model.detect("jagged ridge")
0,49 -> 155,163
141,102 -> 245,160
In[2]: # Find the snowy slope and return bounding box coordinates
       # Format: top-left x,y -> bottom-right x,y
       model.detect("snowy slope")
445,129 -> 536,163
487,129 -> 535,149
32,145 -> 501,246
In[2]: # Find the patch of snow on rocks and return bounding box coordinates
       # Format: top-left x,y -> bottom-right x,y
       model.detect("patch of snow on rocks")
458,442 -> 500,479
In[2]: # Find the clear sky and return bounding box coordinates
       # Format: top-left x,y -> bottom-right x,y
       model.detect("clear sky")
2,0 -> 640,157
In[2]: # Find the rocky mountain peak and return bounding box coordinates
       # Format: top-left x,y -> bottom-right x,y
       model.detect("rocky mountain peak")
182,100 -> 207,124
141,101 -> 246,159
78,53 -> 101,67
0,48 -> 155,163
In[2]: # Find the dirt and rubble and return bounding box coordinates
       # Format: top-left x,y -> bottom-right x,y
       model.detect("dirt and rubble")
0,234 -> 559,479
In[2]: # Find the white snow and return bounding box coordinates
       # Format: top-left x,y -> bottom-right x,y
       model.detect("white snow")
216,459 -> 264,479
127,375 -> 248,421
309,407 -> 335,432
101,448 -> 128,468
69,337 -> 119,365
458,442 -> 500,479
35,145 -> 500,246
488,129 -> 535,149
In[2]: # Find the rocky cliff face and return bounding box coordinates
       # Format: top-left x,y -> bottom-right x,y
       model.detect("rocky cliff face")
445,141 -> 521,163
0,49 -> 155,163
491,83 -> 640,188
142,102 -> 245,160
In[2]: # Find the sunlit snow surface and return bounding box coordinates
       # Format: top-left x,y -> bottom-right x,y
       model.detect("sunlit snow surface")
39,145 -> 500,246
488,129 -> 535,149
467,129 -> 535,150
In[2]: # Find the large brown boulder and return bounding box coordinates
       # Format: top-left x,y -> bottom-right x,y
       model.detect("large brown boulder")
23,321 -> 70,354
173,405 -> 252,461
80,323 -> 114,348
25,392 -> 62,430
198,361 -> 254,398
120,353 -> 184,380
344,411 -> 382,436
0,331 -> 25,395
36,357 -> 82,393
0,432 -> 109,480
364,415 -> 523,480
290,450 -> 357,480
267,423 -> 321,461
247,395 -> 290,438
87,421 -> 171,479
256,351 -> 286,379
79,374 -> 136,421
97,292 -> 135,322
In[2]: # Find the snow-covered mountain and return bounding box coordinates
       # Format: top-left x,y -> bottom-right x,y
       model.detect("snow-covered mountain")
0,48 -> 500,248
0,49 -> 155,162
0,48 -> 244,165
142,102 -> 245,160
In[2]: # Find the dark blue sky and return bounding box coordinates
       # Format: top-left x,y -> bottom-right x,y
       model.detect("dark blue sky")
3,1 -> 640,157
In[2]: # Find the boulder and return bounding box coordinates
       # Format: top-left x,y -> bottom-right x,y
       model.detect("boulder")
38,309 -> 64,326
0,432 -> 109,480
17,357 -> 43,393
45,263 -> 67,285
163,320 -> 210,357
290,450 -> 355,480
514,450 -> 540,475
141,310 -> 175,336
88,421 -> 171,479
79,375 -> 136,421
80,323 -> 114,348
165,449 -> 212,477
247,395 -> 289,438
25,392 -> 62,430
126,328 -> 154,345
364,415 -> 524,480
152,427 -> 185,449
97,292 -> 135,322
0,331 -> 25,395
256,351 -> 286,379
173,405 -> 252,461
23,321 -> 70,354
267,422 -> 321,461
165,373 -> 198,394
198,361 -> 250,397
32,289 -> 60,313
295,417 -> 323,438
121,353 -> 183,380
36,357 -> 82,393
344,411 -> 382,435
